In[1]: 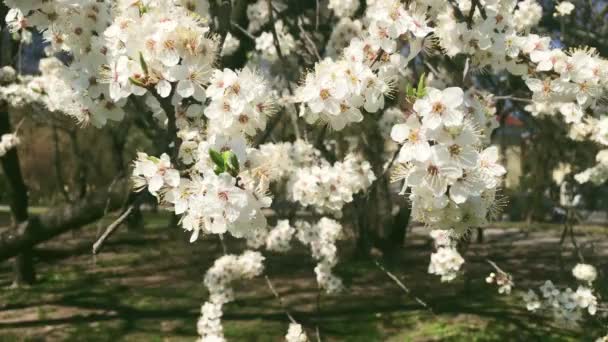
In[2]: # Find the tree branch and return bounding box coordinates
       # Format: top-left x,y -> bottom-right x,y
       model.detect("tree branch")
92,204 -> 135,254
0,181 -> 128,262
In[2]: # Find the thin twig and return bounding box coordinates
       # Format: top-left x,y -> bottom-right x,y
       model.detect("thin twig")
266,0 -> 301,140
230,21 -> 256,41
466,1 -> 476,28
374,260 -> 433,313
447,0 -> 466,21
473,0 -> 487,19
264,275 -> 298,324
218,234 -> 228,255
315,0 -> 320,32
493,95 -> 532,103
297,17 -> 321,61
568,224 -> 585,262
315,287 -> 322,342
92,204 -> 135,254
381,147 -> 400,178
462,57 -> 470,83
486,259 -> 508,275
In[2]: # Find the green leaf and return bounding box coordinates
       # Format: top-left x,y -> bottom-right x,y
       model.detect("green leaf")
129,77 -> 146,88
222,151 -> 240,176
138,3 -> 148,16
139,52 -> 149,77
213,165 -> 224,175
416,72 -> 426,98
147,156 -> 161,163
209,149 -> 224,167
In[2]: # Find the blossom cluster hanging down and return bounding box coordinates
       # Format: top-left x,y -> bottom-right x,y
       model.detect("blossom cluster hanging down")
197,251 -> 265,342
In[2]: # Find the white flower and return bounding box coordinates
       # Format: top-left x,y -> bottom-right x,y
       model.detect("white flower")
428,246 -> 464,282
522,290 -> 541,311
0,133 -> 20,157
406,145 -> 462,197
572,286 -> 598,315
478,146 -> 506,189
132,153 -> 180,196
165,60 -> 210,101
554,2 -> 575,17
391,115 -> 431,162
328,0 -> 359,18
285,323 -> 308,342
414,87 -> 464,129
572,263 -> 597,283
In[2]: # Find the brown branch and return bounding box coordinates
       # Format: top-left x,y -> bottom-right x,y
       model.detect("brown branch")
0,180 -> 128,262
216,0 -> 233,55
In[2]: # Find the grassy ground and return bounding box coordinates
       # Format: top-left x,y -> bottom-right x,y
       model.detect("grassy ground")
0,213 -> 606,341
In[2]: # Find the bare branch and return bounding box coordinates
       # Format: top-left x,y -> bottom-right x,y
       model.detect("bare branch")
374,260 -> 433,313
264,275 -> 298,324
92,204 -> 135,255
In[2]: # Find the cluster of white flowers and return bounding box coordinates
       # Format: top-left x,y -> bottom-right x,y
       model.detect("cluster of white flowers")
486,271 -> 513,295
295,0 -> 434,130
572,263 -> 598,285
289,154 -> 376,216
285,323 -> 308,342
255,20 -> 296,62
294,57 -> 390,130
328,0 -> 359,18
325,18 -> 363,58
295,218 -> 345,293
204,68 -> 276,136
391,86 -> 505,236
427,230 -> 464,282
265,220 -> 296,252
554,1 -> 575,17
0,133 -> 20,157
0,66 -> 16,85
197,251 -> 265,341
512,0 -> 543,32
247,140 -> 322,181
575,145 -> 608,185
3,0 -> 121,125
246,0 -> 271,33
132,150 -> 271,243
522,264 -> 600,326
102,1 -> 217,103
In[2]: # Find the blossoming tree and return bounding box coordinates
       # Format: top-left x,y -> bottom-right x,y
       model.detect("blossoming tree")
0,0 -> 607,340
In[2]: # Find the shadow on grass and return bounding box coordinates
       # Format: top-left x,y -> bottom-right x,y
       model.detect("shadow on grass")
0,218 -> 603,340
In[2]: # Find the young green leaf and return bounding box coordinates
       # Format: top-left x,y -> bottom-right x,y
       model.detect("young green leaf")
209,149 -> 224,167
416,72 -> 426,98
139,52 -> 149,77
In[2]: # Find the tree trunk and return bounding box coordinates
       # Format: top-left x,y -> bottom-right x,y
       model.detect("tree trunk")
382,206 -> 411,262
127,204 -> 144,231
0,111 -> 35,284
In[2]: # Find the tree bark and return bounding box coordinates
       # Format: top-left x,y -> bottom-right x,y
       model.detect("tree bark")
0,111 -> 35,284
382,206 -> 411,262
0,183 -> 127,262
